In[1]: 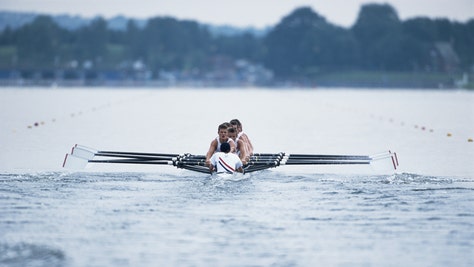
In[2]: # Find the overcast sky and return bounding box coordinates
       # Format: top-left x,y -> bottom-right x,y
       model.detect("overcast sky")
1,0 -> 472,28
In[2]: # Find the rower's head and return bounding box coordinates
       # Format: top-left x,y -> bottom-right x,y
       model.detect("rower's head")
227,127 -> 238,141
220,142 -> 231,153
217,123 -> 228,139
230,119 -> 242,132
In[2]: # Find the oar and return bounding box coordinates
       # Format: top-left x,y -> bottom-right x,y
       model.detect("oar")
72,145 -> 208,162
282,160 -> 370,165
71,147 -> 179,162
63,153 -> 210,170
244,164 -> 277,173
178,164 -> 211,174
63,154 -> 176,169
244,159 -> 370,166
74,144 -> 181,159
251,153 -> 371,160
66,144 -> 398,172
244,151 -> 396,168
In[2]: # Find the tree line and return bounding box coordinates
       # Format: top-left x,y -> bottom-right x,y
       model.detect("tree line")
0,3 -> 473,81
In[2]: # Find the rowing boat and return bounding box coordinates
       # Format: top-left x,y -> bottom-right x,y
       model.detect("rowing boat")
63,144 -> 399,173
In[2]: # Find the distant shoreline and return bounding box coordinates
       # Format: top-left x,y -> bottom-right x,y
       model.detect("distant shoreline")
0,71 -> 471,89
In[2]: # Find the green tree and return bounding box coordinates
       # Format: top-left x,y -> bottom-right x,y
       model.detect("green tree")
124,19 -> 142,60
75,17 -> 108,64
140,17 -> 211,71
213,32 -> 264,62
264,7 -> 357,77
16,15 -> 64,68
451,20 -> 474,69
352,3 -> 404,70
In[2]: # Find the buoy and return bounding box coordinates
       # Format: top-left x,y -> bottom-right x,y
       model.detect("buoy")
34,122 -> 39,127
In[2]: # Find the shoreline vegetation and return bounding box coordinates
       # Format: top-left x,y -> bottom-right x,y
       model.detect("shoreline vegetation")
0,71 -> 471,89
1,3 -> 473,89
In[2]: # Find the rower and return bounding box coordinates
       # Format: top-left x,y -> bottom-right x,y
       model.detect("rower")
209,142 -> 243,174
205,123 -> 236,166
227,127 -> 249,165
229,119 -> 254,155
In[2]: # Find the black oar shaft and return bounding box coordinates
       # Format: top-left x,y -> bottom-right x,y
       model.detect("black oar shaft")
283,160 -> 370,165
94,152 -> 176,160
178,165 -> 210,174
98,150 -> 180,158
72,145 -> 385,173
88,159 -> 173,165
244,165 -> 276,173
250,153 -> 370,160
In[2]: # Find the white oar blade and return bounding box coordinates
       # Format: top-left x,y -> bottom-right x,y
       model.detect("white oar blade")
62,154 -> 89,169
369,151 -> 399,171
71,146 -> 96,160
74,144 -> 98,154
370,151 -> 392,160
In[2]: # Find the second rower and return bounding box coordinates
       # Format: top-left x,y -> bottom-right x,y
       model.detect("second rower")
205,123 -> 236,166
227,127 -> 249,165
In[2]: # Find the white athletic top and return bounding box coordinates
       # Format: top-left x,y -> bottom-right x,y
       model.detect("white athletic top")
235,132 -> 246,155
237,132 -> 243,141
236,131 -> 252,155
210,152 -> 243,174
233,139 -> 242,156
215,137 -> 234,152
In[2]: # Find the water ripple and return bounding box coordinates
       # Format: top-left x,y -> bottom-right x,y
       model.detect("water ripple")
0,243 -> 67,267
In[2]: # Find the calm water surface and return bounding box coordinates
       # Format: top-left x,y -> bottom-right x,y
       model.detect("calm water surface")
1,171 -> 473,267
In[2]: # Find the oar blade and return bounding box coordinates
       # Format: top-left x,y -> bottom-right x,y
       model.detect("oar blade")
368,151 -> 399,171
62,154 -> 89,169
71,146 -> 96,160
74,144 -> 97,153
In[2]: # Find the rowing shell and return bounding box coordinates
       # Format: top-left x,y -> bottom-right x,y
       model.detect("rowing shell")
63,144 -> 399,174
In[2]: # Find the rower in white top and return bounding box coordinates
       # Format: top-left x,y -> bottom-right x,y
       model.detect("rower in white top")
209,142 -> 243,174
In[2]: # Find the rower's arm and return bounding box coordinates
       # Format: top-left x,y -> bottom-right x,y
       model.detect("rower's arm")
205,139 -> 217,165
229,140 -> 236,153
238,140 -> 249,164
247,137 -> 254,154
241,134 -> 254,155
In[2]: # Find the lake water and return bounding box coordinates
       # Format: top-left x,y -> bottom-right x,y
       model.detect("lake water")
0,87 -> 473,266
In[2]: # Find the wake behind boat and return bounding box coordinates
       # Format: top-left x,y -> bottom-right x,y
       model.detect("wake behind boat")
63,144 -> 399,174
